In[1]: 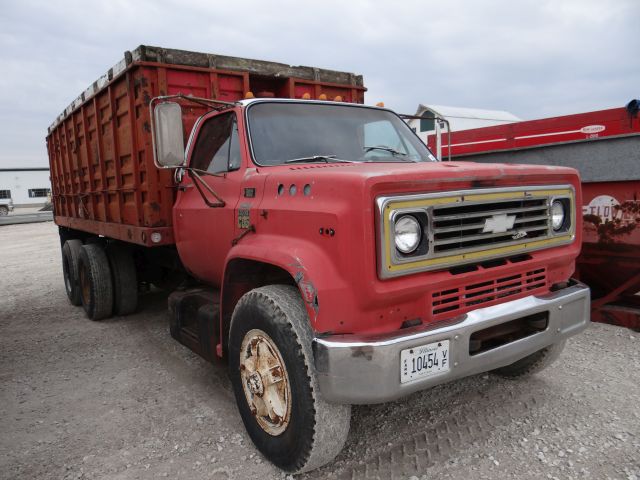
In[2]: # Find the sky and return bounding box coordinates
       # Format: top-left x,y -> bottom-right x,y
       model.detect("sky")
0,0 -> 637,168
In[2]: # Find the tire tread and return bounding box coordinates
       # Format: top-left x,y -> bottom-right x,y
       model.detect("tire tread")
230,285 -> 350,473
62,239 -> 83,306
107,245 -> 137,316
79,243 -> 114,320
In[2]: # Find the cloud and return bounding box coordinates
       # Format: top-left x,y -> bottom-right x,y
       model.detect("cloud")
0,0 -> 637,167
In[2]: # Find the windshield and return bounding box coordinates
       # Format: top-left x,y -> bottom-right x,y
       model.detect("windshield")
247,102 -> 437,165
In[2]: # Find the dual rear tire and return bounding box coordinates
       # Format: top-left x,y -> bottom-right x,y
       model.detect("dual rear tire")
61,239 -> 137,320
77,244 -> 114,320
62,239 -> 83,306
107,245 -> 138,316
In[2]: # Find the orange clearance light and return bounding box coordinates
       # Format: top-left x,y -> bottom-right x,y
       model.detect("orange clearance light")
318,93 -> 327,100
302,93 -> 311,99
245,91 -> 255,99
376,102 -> 385,107
333,95 -> 343,102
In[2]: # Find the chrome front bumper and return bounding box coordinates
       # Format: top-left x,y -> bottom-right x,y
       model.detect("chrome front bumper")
313,281 -> 590,404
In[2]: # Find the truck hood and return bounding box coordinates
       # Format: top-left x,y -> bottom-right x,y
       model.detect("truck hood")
273,160 -> 581,195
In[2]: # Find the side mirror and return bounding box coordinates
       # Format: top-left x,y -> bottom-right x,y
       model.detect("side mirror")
152,102 -> 185,167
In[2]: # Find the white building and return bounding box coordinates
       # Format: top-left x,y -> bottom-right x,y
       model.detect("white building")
0,168 -> 51,207
407,104 -> 522,149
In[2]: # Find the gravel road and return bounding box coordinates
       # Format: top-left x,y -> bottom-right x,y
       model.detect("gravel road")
1,222 -> 639,480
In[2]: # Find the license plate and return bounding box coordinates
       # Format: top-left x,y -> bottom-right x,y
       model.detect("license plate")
400,340 -> 450,384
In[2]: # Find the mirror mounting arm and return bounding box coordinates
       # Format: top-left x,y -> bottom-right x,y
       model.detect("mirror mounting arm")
190,169 -> 226,208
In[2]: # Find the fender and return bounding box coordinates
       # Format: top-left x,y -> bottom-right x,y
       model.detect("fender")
223,234 -> 356,334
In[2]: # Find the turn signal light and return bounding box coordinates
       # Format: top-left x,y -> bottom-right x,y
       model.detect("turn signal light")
376,102 -> 385,107
245,91 -> 255,99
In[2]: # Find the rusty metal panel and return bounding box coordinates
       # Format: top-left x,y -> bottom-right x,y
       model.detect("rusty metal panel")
129,45 -> 364,87
440,106 -> 640,330
47,46 -> 367,246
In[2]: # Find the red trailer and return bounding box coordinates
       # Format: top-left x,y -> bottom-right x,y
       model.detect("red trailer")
427,100 -> 640,330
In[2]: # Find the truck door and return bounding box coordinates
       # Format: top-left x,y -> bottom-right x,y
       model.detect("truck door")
173,109 -> 243,284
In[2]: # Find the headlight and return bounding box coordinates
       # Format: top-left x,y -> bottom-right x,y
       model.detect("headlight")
551,200 -> 566,231
394,215 -> 422,254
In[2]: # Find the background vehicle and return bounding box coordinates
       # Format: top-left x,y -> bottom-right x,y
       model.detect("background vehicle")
46,46 -> 590,472
427,100 -> 639,330
0,197 -> 14,216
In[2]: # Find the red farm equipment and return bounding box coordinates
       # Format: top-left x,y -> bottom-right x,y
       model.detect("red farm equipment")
427,100 -> 640,330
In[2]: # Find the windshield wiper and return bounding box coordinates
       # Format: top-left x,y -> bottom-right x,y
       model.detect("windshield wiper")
363,146 -> 418,163
364,145 -> 408,156
284,155 -> 355,164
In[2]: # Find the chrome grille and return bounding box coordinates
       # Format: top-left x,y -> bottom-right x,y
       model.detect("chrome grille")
431,198 -> 550,254
377,185 -> 575,279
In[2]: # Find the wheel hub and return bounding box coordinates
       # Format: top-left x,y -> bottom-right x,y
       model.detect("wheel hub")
239,329 -> 292,436
246,372 -> 264,396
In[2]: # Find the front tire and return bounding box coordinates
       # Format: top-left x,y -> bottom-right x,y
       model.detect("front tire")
0,206 -> 8,216
229,285 -> 350,473
492,341 -> 566,378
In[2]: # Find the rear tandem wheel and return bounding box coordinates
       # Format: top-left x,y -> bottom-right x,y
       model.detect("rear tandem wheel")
77,243 -> 114,320
61,239 -> 83,306
107,245 -> 138,316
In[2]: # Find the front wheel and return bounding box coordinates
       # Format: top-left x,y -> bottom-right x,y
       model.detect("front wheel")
492,341 -> 566,378
229,285 -> 351,473
0,206 -> 8,216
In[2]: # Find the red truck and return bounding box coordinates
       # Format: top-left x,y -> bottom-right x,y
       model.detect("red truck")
47,46 -> 590,473
426,101 -> 640,330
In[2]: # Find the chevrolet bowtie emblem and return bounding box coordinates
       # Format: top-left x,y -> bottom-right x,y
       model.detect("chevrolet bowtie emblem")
482,213 -> 516,234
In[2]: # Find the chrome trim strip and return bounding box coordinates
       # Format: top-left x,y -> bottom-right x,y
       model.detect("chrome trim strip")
433,214 -> 549,233
432,225 -> 549,247
433,204 -> 548,221
313,282 -> 590,404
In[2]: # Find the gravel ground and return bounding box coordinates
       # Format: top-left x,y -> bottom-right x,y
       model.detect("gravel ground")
1,222 -> 639,480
